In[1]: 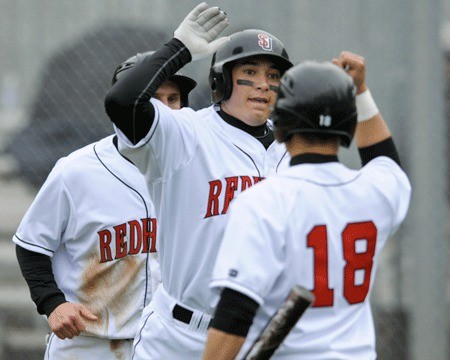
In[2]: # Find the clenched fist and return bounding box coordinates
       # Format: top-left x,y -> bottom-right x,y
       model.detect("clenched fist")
48,302 -> 98,339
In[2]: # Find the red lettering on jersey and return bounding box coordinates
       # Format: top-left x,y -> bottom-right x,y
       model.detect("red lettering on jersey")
204,180 -> 222,218
98,229 -> 113,263
98,218 -> 157,263
114,223 -> 127,259
204,176 -> 266,218
142,218 -> 157,253
253,176 -> 264,184
240,176 -> 253,191
128,220 -> 142,255
221,176 -> 239,214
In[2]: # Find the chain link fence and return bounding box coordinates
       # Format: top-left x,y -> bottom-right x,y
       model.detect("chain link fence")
0,1 -> 448,359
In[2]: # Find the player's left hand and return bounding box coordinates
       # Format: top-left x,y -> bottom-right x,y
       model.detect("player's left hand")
174,2 -> 230,60
48,302 -> 98,340
332,51 -> 367,94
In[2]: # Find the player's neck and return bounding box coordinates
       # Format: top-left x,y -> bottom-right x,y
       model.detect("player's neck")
286,137 -> 339,157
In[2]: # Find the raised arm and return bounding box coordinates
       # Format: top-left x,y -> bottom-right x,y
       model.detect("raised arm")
333,51 -> 401,166
104,2 -> 229,144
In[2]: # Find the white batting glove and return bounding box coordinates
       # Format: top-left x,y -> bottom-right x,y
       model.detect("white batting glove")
174,2 -> 230,60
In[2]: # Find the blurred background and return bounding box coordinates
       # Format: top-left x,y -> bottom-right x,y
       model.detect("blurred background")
0,0 -> 448,359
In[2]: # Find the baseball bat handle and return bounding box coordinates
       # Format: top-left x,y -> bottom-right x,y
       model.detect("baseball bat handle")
243,285 -> 315,360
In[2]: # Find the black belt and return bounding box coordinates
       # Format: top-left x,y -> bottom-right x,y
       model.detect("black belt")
172,304 -> 212,328
172,304 -> 194,324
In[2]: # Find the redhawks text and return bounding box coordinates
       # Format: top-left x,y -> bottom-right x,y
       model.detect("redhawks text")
98,218 -> 157,263
204,176 -> 264,218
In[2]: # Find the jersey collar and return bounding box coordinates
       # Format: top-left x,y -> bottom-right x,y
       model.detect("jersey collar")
112,135 -> 135,165
217,109 -> 275,149
290,153 -> 339,166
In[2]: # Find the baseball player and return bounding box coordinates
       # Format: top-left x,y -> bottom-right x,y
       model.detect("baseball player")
203,53 -> 412,360
104,3 -> 293,359
13,61 -> 196,359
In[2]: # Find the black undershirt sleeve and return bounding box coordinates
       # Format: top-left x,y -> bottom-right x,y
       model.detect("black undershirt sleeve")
16,245 -> 66,317
210,288 -> 259,337
104,38 -> 192,144
358,137 -> 401,167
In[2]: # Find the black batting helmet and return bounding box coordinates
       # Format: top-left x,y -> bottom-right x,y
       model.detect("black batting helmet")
272,61 -> 357,148
209,29 -> 293,103
111,51 -> 197,107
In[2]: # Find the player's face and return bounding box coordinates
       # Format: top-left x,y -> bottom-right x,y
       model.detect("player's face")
221,57 -> 281,126
154,80 -> 182,110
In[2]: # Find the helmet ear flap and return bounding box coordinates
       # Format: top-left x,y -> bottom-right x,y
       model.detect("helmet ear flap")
222,64 -> 234,102
210,78 -> 218,91
209,66 -> 231,103
210,63 -> 234,103
210,77 -> 221,103
209,75 -> 220,103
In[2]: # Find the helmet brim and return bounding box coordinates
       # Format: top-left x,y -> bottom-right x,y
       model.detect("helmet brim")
169,74 -> 197,95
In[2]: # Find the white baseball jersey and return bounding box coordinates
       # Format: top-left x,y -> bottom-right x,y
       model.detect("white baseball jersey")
211,156 -> 411,359
13,135 -> 159,339
116,99 -> 290,315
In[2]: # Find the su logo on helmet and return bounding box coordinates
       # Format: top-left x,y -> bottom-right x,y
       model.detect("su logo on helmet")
258,34 -> 273,51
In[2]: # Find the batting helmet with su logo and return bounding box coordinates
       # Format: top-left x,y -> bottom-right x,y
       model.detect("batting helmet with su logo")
209,29 -> 293,103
